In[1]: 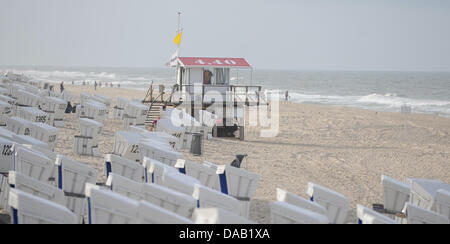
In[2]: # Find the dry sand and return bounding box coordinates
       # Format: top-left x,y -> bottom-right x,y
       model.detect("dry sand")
53,85 -> 450,224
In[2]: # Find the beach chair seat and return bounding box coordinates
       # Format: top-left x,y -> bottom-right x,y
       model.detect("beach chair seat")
138,200 -> 193,224
14,146 -> 54,182
306,182 -> 350,224
0,138 -> 16,173
0,174 -> 9,209
356,204 -> 397,224
6,117 -> 32,135
56,156 -> 98,222
142,157 -> 178,184
74,136 -> 100,157
270,201 -> 329,224
276,188 -> 329,218
193,184 -> 242,216
0,100 -> 12,126
381,175 -> 411,213
16,106 -> 48,123
28,122 -> 59,150
8,171 -> 66,206
141,182 -> 197,219
85,183 -> 139,224
79,100 -> 108,123
192,208 -> 255,224
410,179 -> 450,211
105,154 -> 145,182
8,189 -> 78,224
139,140 -> 183,167
106,173 -> 144,201
113,131 -> 142,162
175,159 -> 221,191
402,203 -> 449,224
434,189 -> 450,220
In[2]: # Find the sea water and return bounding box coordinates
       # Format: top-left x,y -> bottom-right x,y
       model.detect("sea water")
1,66 -> 449,117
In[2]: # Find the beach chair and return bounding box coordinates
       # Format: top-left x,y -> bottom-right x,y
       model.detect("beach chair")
113,97 -> 129,120
356,205 -> 397,224
194,184 -> 242,216
0,87 -> 8,96
0,94 -> 16,106
410,179 -> 450,211
74,135 -> 100,157
40,96 -> 67,127
106,173 -> 144,201
105,154 -> 145,183
198,110 -> 218,139
15,89 -> 40,107
142,157 -> 178,184
8,189 -> 78,224
0,173 -> 8,209
93,94 -> 112,108
123,101 -> 148,127
402,203 -> 449,224
8,84 -> 26,99
130,127 -> 179,148
113,131 -> 142,162
0,100 -> 12,126
0,127 -> 15,141
270,201 -> 329,224
8,171 -> 66,206
381,175 -> 411,213
16,106 -> 48,123
434,189 -> 450,220
11,134 -> 50,150
79,100 -> 108,123
79,118 -> 103,144
6,116 -> 32,135
306,182 -> 350,224
61,91 -> 73,103
276,188 -> 329,218
14,146 -> 54,182
23,145 -> 59,187
56,156 -> 98,223
192,208 -> 255,224
85,183 -> 139,224
154,118 -> 185,139
163,171 -> 201,196
175,159 -> 221,191
138,200 -> 194,224
28,122 -> 59,150
217,165 -> 260,218
0,138 -> 16,173
139,140 -> 184,167
141,182 -> 197,219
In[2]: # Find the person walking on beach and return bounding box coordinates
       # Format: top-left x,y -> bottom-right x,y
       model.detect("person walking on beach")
60,82 -> 64,93
285,90 -> 289,101
94,81 -> 98,90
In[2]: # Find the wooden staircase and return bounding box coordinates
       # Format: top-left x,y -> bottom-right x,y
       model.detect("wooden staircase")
145,102 -> 164,127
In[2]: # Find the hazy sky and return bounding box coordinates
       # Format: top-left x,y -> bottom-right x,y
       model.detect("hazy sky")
1,0 -> 450,71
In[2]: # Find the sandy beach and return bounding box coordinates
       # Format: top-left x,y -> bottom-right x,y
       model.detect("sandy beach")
49,84 -> 450,224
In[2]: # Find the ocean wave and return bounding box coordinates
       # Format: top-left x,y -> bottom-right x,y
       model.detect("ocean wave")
358,93 -> 450,107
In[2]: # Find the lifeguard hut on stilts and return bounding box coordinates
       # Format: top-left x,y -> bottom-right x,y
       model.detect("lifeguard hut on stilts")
142,12 -> 267,140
